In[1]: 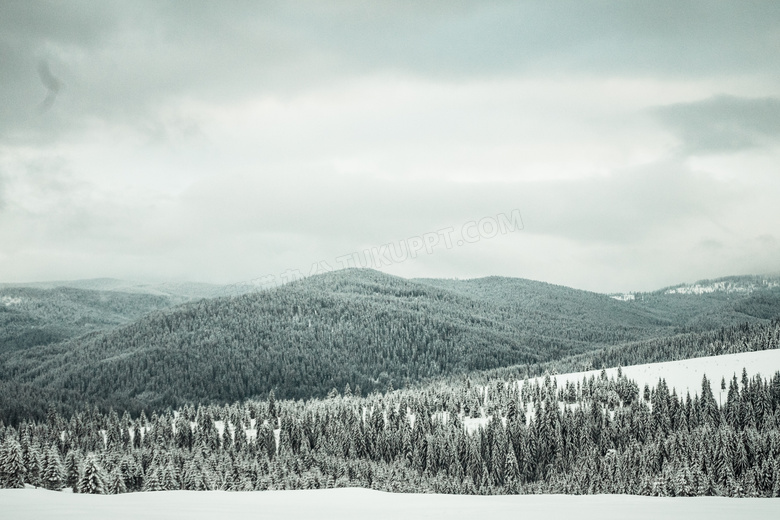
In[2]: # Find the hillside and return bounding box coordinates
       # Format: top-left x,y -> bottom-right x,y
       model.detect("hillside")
522,349 -> 780,404
476,318 -> 780,384
2,278 -> 237,302
2,269 -> 780,423
2,348 -> 779,498
0,279 -> 257,354
0,287 -> 174,354
425,274 -> 780,333
610,274 -> 780,331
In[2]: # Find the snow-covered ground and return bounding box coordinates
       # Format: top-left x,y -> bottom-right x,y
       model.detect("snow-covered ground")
522,349 -> 780,403
1,488 -> 778,520
663,278 -> 780,295
0,295 -> 22,306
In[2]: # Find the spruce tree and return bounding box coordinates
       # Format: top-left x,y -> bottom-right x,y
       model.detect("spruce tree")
143,466 -> 163,492
41,446 -> 64,491
1,439 -> 26,488
24,444 -> 43,487
77,455 -> 106,494
106,467 -> 127,494
64,450 -> 81,490
162,462 -> 179,490
268,390 -> 277,420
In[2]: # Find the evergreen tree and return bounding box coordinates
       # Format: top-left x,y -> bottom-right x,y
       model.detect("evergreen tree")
64,450 -> 81,490
77,455 -> 106,494
106,466 -> 127,494
24,444 -> 43,487
162,462 -> 179,490
41,446 -> 64,491
1,439 -> 26,488
143,466 -> 164,492
268,391 -> 277,420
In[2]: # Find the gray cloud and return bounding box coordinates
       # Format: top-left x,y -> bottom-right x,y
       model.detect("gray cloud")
168,158 -> 738,253
654,95 -> 780,153
2,2 -> 780,141
2,2 -> 780,291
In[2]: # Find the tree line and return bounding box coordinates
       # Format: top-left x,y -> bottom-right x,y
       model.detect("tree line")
2,364 -> 780,497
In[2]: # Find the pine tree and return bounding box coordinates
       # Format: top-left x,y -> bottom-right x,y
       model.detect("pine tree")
1,439 -> 26,488
268,390 -> 277,420
64,450 -> 81,490
106,467 -> 127,494
77,455 -> 106,494
182,460 -> 206,490
24,444 -> 43,487
143,466 -> 164,492
174,414 -> 192,449
505,446 -> 521,483
162,462 -> 179,490
41,446 -> 64,491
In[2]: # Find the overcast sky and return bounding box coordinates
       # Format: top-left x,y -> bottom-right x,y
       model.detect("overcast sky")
1,1 -> 779,293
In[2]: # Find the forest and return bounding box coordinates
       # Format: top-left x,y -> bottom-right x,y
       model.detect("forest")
2,270 -> 780,424
1,364 -> 779,497
2,271 -> 780,497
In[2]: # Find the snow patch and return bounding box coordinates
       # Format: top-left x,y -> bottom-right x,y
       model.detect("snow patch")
523,349 -> 780,401
1,296 -> 22,306
664,278 -> 780,295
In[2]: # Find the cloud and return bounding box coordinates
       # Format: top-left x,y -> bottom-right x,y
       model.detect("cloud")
654,95 -> 780,153
1,3 -> 780,291
37,60 -> 62,113
2,2 -> 780,142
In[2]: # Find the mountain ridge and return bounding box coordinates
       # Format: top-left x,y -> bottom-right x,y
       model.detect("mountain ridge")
2,268 -> 780,423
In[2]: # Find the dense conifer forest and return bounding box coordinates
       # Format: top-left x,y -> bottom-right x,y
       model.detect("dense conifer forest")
2,270 -> 780,424
2,270 -> 780,498
2,365 -> 780,497
0,287 -> 174,353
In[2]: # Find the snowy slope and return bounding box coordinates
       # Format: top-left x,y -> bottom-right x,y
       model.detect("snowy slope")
663,278 -> 780,295
523,349 -> 780,402
1,487 -> 778,520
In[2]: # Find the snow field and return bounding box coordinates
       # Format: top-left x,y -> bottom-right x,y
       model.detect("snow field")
519,349 -> 780,403
1,487 -> 778,520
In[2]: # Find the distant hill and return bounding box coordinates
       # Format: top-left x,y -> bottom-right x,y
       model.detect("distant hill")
609,274 -> 780,331
3,269 -> 780,423
0,279 -> 256,353
0,286 -> 174,354
1,278 -> 234,302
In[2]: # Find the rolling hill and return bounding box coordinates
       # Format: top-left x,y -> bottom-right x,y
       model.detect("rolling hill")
0,278 -> 259,354
2,269 -> 780,423
0,286 -> 174,354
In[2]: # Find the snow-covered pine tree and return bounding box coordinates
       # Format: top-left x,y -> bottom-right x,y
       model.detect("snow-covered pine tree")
77,454 -> 106,494
41,446 -> 64,491
268,390 -> 277,419
106,466 -> 127,494
143,466 -> 163,492
182,459 -> 206,491
505,447 -> 520,483
24,443 -> 43,487
1,439 -> 26,488
64,450 -> 81,490
162,462 -> 179,490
